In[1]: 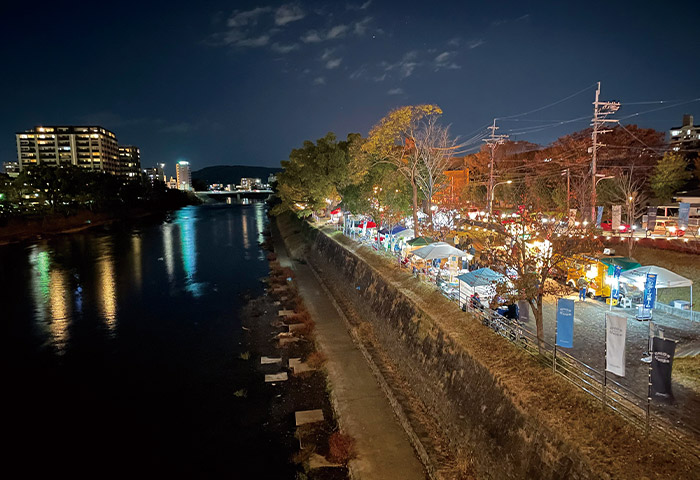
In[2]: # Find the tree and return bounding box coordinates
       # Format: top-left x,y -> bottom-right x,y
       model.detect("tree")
273,133 -> 360,217
598,165 -> 650,256
340,162 -> 411,228
363,104 -> 443,234
485,213 -> 600,349
411,116 -> 459,227
650,152 -> 692,203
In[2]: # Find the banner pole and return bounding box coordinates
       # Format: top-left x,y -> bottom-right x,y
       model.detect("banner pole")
603,312 -> 607,410
646,325 -> 653,436
554,312 -> 558,374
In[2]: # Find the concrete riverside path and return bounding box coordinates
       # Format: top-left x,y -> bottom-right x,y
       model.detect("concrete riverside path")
271,222 -> 427,480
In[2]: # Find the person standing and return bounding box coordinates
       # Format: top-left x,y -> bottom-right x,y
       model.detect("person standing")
577,277 -> 587,301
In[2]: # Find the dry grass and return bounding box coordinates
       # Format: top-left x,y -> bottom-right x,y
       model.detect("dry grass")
306,351 -> 327,369
327,432 -> 356,465
673,355 -> 700,394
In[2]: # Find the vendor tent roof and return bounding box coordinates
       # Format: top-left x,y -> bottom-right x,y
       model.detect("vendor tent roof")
457,268 -> 505,287
599,256 -> 641,271
379,225 -> 408,235
394,228 -> 415,239
620,265 -> 693,288
411,242 -> 465,260
407,236 -> 434,246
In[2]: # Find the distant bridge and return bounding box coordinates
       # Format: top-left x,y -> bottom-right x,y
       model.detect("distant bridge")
195,190 -> 273,202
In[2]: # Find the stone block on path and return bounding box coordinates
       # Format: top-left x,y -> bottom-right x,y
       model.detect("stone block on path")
287,323 -> 306,333
265,372 -> 288,383
308,453 -> 342,469
295,409 -> 324,426
278,309 -> 295,317
261,356 -> 282,365
279,337 -> 300,346
289,358 -> 314,374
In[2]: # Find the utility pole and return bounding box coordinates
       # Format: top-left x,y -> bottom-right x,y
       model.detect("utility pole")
589,82 -> 620,221
483,118 -> 508,215
566,167 -> 570,214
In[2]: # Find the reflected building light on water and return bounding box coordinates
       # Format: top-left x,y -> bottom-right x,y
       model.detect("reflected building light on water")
28,246 -> 71,353
29,246 -> 50,325
255,203 -> 266,245
132,234 -> 142,290
97,240 -> 117,333
176,210 -> 202,297
162,223 -> 176,283
49,268 -> 71,353
241,212 -> 250,250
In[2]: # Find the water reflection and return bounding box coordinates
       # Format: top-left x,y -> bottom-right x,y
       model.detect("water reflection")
163,222 -> 175,283
132,234 -> 142,290
175,209 -> 203,297
28,246 -> 50,324
96,239 -> 117,333
242,211 -> 250,250
28,245 -> 71,353
48,268 -> 71,352
255,203 -> 265,245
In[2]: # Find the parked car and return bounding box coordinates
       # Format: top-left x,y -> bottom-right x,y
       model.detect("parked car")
646,220 -> 684,237
600,220 -> 631,233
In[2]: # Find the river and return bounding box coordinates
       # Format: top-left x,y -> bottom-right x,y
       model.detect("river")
2,203 -> 295,477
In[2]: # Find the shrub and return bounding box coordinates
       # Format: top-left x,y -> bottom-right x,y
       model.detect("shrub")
327,431 -> 355,464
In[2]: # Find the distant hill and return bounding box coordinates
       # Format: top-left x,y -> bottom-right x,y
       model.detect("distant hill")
191,165 -> 281,185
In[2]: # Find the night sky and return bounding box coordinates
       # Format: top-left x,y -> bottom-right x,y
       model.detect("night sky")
2,1 -> 699,172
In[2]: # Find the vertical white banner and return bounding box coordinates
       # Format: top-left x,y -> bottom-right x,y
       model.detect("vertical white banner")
612,205 -> 622,231
606,312 -> 627,377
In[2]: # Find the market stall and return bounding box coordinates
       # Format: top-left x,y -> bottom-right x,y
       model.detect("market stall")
457,267 -> 507,308
619,265 -> 693,311
411,242 -> 467,284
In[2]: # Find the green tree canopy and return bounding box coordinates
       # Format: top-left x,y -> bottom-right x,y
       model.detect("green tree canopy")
650,152 -> 691,203
272,132 -> 362,217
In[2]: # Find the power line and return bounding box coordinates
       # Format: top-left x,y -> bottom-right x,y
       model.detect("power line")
617,98 -> 700,122
495,83 -> 597,120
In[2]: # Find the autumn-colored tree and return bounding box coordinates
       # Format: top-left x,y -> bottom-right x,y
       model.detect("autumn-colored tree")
363,104 -> 443,234
486,214 -> 600,349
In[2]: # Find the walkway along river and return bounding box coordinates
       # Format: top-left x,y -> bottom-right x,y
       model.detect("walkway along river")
2,203 -> 298,477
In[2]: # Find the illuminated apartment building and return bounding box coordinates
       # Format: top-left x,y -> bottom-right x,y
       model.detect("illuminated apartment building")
16,126 -> 119,174
118,146 -> 141,178
176,161 -> 191,191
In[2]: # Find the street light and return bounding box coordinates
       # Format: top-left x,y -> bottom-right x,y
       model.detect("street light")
489,180 -> 512,216
595,174 -> 615,188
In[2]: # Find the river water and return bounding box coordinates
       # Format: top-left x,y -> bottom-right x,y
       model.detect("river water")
2,203 -> 295,477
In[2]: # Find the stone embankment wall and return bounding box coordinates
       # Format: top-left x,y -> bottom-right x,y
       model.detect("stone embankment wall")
280,216 -> 699,480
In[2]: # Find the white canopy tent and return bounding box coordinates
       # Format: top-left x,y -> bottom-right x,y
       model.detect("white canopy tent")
393,228 -> 415,240
411,242 -> 465,260
620,265 -> 693,310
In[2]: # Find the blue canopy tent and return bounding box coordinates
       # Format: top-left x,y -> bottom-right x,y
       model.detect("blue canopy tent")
457,267 -> 507,308
378,225 -> 408,235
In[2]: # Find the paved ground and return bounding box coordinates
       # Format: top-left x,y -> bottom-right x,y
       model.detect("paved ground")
533,296 -> 700,395
271,222 -> 426,480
